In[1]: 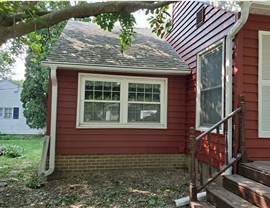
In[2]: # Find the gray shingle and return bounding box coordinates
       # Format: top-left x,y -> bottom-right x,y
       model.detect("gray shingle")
46,21 -> 189,72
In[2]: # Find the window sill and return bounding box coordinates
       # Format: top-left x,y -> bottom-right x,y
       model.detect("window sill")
76,123 -> 167,129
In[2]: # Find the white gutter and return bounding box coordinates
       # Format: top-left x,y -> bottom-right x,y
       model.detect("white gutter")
41,61 -> 190,75
225,1 -> 251,175
39,66 -> 58,177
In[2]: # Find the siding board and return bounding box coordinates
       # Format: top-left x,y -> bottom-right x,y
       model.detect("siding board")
54,69 -> 187,155
167,1 -> 236,166
236,14 -> 270,160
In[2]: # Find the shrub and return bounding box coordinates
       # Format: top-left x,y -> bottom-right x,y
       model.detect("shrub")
0,134 -> 43,140
26,172 -> 44,189
0,145 -> 24,158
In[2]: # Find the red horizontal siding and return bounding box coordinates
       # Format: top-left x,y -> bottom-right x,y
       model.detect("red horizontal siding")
167,1 -> 236,166
234,14 -> 270,161
53,69 -> 187,155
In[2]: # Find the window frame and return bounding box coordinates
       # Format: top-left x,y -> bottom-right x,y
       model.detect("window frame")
258,30 -> 270,138
76,73 -> 168,129
196,40 -> 225,131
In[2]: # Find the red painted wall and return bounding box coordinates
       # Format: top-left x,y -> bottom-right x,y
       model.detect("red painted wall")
234,14 -> 270,160
167,2 -> 236,164
48,69 -> 187,155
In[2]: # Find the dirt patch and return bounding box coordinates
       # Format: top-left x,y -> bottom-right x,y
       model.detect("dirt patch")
0,169 -> 190,208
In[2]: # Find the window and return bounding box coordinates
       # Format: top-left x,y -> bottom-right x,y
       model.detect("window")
196,41 -> 224,130
0,107 -> 19,119
13,107 -> 19,119
196,6 -> 205,28
258,31 -> 270,138
77,74 -> 167,128
3,108 -> 13,119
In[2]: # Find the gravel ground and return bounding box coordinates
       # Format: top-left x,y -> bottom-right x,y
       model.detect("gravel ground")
0,169 -> 190,208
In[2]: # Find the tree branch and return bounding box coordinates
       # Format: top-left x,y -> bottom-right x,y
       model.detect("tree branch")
0,1 -> 173,45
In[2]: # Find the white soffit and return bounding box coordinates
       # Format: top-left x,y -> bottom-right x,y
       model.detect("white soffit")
250,2 -> 270,16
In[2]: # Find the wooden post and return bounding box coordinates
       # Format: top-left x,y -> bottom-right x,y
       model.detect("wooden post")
239,94 -> 247,163
189,127 -> 197,201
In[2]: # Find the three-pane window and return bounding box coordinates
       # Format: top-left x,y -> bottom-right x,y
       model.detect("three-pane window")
77,74 -> 167,128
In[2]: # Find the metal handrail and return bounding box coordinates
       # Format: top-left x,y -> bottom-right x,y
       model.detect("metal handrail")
189,94 -> 246,202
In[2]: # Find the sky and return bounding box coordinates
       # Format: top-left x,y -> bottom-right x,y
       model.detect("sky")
11,10 -> 151,80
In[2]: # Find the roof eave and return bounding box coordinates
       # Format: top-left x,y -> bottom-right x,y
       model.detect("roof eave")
41,61 -> 191,75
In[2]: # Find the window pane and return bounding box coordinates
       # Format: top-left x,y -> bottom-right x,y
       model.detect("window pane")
128,104 -> 160,123
84,102 -> 120,122
95,81 -> 103,91
153,93 -> 160,102
104,92 -> 111,100
199,45 -> 223,127
0,108 -> 3,117
112,82 -> 120,91
200,87 -> 222,126
201,46 -> 222,90
129,83 -> 136,92
145,84 -> 152,93
153,84 -> 160,93
128,92 -> 136,101
137,84 -> 144,92
94,91 -> 102,100
4,108 -> 12,119
85,81 -> 94,90
104,82 -> 111,91
85,91 -> 93,100
145,93 -> 152,102
137,93 -> 144,101
112,92 -> 120,101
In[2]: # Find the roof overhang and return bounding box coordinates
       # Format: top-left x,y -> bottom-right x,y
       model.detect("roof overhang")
41,61 -> 191,75
201,1 -> 270,16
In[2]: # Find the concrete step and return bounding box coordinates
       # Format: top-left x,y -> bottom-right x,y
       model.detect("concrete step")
223,174 -> 270,207
207,187 -> 258,208
239,161 -> 270,186
190,201 -> 215,208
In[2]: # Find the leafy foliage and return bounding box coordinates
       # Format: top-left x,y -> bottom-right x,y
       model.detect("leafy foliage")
21,2 -> 69,129
0,145 -> 24,158
146,5 -> 172,39
94,13 -> 136,53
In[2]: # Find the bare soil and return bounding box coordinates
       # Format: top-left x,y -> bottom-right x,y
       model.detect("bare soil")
0,169 -> 189,208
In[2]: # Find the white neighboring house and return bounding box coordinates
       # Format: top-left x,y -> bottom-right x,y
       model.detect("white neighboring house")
0,80 -> 43,134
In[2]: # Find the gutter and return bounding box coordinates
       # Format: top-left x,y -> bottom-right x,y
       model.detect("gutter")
41,61 -> 191,75
39,66 -> 58,177
175,1 -> 251,206
225,1 -> 251,175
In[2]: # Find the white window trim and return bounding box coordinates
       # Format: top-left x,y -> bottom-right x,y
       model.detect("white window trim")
258,30 -> 270,138
76,73 -> 168,129
196,40 -> 225,131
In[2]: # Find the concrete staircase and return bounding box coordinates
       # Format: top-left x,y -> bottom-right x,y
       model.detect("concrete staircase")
190,161 -> 270,208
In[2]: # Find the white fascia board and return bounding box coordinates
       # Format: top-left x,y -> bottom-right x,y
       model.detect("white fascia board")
41,61 -> 190,75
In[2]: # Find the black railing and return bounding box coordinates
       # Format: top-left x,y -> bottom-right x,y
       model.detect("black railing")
189,94 -> 246,201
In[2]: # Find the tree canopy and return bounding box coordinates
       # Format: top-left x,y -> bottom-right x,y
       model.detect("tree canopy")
1,1 -> 173,129
0,1 -> 173,46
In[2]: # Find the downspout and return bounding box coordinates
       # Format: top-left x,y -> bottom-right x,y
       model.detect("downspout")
39,66 -> 58,177
225,1 -> 251,175
175,2 -> 251,206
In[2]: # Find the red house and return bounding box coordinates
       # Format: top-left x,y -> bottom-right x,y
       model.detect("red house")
41,21 -> 190,177
41,1 -> 270,206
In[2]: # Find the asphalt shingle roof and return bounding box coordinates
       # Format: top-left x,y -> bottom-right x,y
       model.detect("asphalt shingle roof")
46,21 -> 189,72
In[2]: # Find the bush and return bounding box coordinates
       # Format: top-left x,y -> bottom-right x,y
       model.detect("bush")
0,145 -> 24,158
0,134 -> 43,140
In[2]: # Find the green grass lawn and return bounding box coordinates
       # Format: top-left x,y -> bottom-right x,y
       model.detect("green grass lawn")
0,136 -> 44,180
